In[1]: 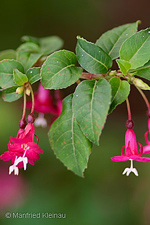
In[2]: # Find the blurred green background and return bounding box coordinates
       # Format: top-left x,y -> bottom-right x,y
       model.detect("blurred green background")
1,0 -> 150,224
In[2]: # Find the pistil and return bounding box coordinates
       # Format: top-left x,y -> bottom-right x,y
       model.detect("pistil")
122,159 -> 138,176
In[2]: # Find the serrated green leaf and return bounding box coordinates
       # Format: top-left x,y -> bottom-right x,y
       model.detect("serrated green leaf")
120,28 -> 150,69
0,59 -> 24,88
40,36 -> 64,55
109,77 -> 130,113
0,49 -> 16,60
13,69 -> 28,86
17,51 -> 42,72
41,50 -> 82,89
96,21 -> 139,60
116,59 -> 131,75
72,79 -> 111,145
17,42 -> 40,53
131,60 -> 150,80
2,86 -> 22,102
49,94 -> 92,177
76,37 -> 112,74
26,67 -> 41,84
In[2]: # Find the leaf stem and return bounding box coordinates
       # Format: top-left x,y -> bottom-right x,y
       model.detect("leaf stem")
0,88 -> 7,91
80,72 -> 106,80
126,98 -> 132,120
80,71 -> 129,81
76,79 -> 81,84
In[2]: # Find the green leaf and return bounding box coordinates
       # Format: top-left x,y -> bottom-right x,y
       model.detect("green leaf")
96,21 -> 139,60
131,60 -> 150,80
116,59 -> 131,75
21,35 -> 64,55
109,77 -> 130,113
41,50 -> 82,89
0,59 -> 24,88
26,67 -> 41,84
49,94 -> 92,177
17,51 -> 42,72
120,28 -> 150,69
0,49 -> 16,60
76,37 -> 112,74
21,35 -> 40,45
72,79 -> 111,145
2,86 -> 22,102
13,69 -> 28,86
40,36 -> 64,55
17,42 -> 40,53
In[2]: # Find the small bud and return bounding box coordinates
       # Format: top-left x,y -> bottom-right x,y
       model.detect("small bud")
109,70 -> 117,76
16,86 -> 24,95
19,119 -> 27,129
126,119 -> 134,129
131,77 -> 150,90
27,113 -> 35,123
25,88 -> 31,96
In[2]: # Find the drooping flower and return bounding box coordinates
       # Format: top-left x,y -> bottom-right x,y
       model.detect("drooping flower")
0,123 -> 43,175
111,128 -> 150,176
26,83 -> 62,127
143,118 -> 150,154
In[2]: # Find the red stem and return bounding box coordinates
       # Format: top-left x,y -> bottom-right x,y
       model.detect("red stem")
126,98 -> 132,120
28,83 -> 35,114
80,72 -> 105,80
22,89 -> 26,120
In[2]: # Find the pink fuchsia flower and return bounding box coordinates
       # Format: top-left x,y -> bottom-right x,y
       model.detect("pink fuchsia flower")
26,83 -> 62,127
0,123 -> 43,175
49,90 -> 63,125
111,128 -> 150,176
143,118 -> 150,154
27,82 -> 56,114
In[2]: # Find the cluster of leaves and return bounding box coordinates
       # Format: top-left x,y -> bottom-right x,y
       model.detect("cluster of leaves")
1,20 -> 150,176
0,36 -> 63,101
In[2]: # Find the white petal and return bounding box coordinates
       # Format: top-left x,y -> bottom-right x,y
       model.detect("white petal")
122,168 -> 129,175
14,166 -> 19,175
9,165 -> 19,175
23,157 -> 28,170
34,116 -> 47,128
9,165 -> 14,175
132,168 -> 138,176
15,156 -> 23,166
126,169 -> 132,176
